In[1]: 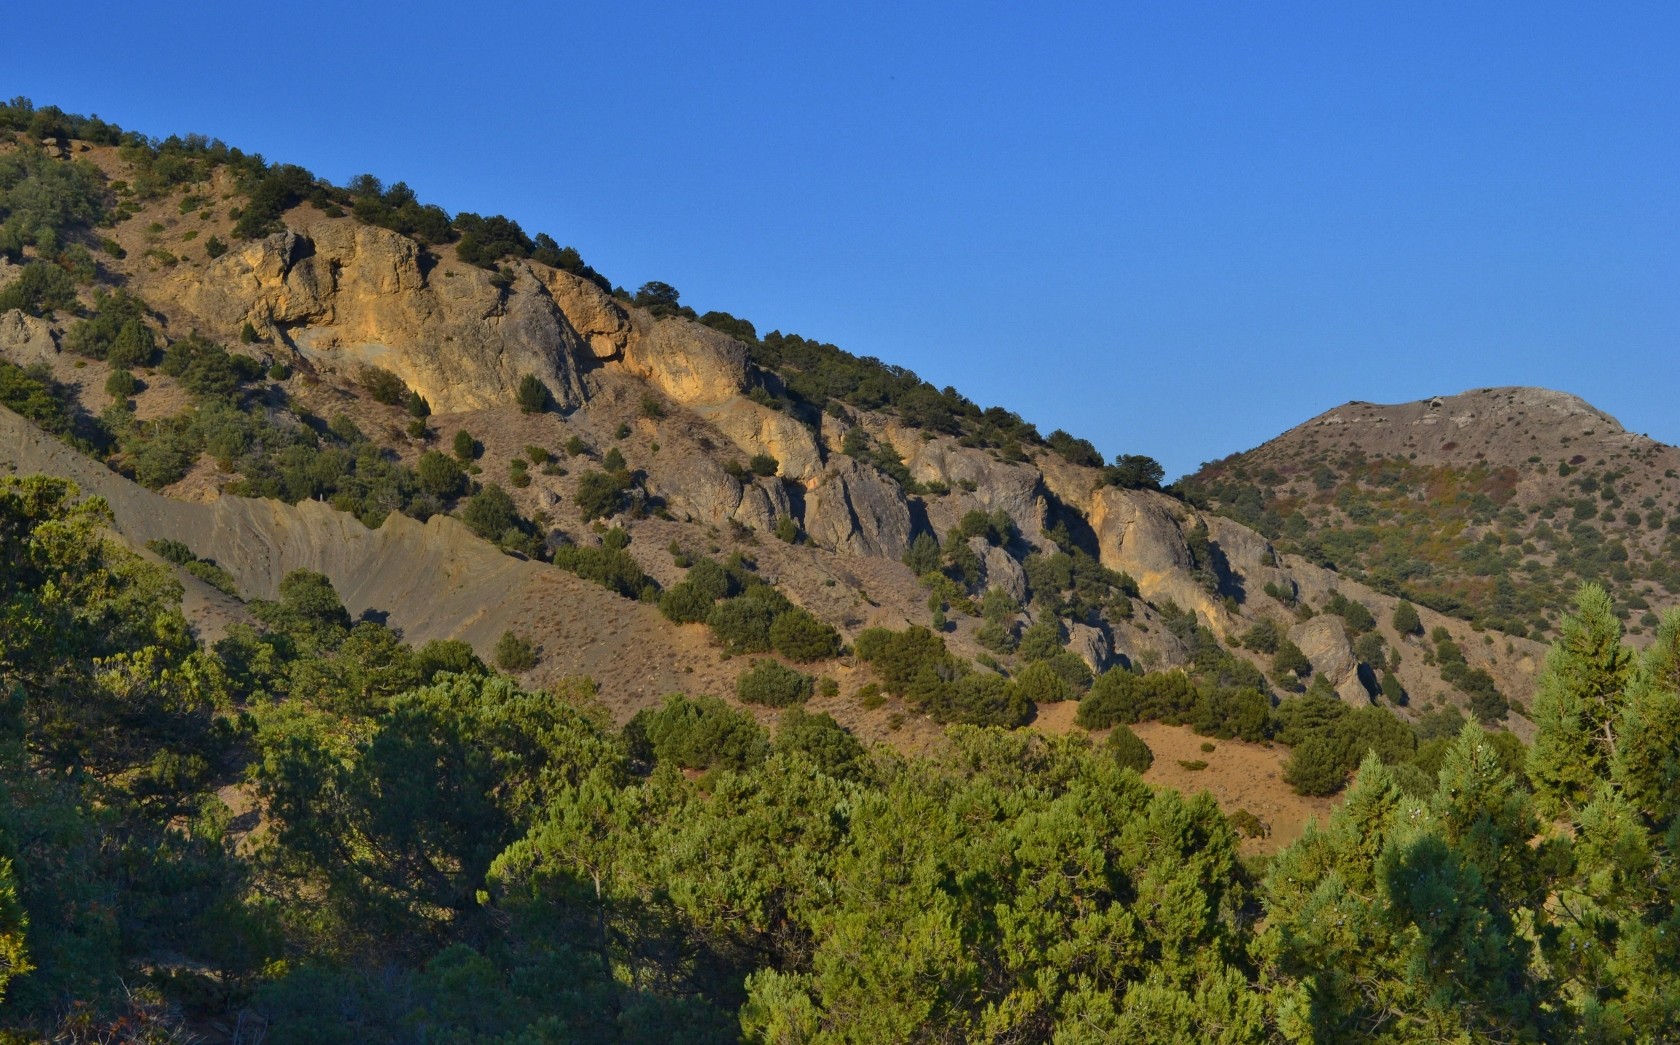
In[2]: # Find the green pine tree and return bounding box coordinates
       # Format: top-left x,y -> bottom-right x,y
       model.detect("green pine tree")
1526,584 -> 1633,815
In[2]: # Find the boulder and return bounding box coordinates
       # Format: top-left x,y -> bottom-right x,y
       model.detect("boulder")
0,310 -> 59,367
803,456 -> 913,559
1288,616 -> 1369,705
1067,622 -> 1111,672
973,537 -> 1029,604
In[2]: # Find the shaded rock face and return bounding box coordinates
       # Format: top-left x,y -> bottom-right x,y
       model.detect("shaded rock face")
974,537 -> 1029,604
167,224 -> 590,413
0,310 -> 58,367
646,451 -> 791,532
1287,616 -> 1369,705
1067,622 -> 1111,672
735,478 -> 793,533
804,456 -> 913,559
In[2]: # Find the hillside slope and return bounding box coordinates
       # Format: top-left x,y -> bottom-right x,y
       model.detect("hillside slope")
1182,386 -> 1680,642
0,119 -> 1551,744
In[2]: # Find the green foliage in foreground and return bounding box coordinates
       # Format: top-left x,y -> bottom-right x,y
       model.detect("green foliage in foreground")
1,479 -> 1677,1042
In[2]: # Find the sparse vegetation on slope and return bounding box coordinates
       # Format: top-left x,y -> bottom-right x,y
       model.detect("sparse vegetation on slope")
2,478 -> 1676,1040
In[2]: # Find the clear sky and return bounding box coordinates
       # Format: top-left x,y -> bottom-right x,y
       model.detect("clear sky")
9,2 -> 1677,478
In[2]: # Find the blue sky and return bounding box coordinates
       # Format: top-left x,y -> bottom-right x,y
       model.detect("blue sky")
10,2 -> 1677,477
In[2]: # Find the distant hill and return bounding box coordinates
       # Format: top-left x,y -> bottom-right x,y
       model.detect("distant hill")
1180,386 -> 1680,641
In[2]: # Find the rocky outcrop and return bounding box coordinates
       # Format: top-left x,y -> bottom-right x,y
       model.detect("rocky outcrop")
804,456 -> 913,559
619,314 -> 749,406
694,398 -> 824,481
645,453 -> 753,526
166,223 -> 590,413
538,268 -> 630,360
0,310 -> 58,367
974,537 -> 1029,604
1087,487 -> 1234,633
1067,622 -> 1111,672
1287,616 -> 1369,705
644,450 -> 792,532
879,422 -> 1048,538
734,477 -> 793,533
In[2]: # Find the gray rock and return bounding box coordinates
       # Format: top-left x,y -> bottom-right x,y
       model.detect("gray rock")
973,537 -> 1029,604
644,450 -> 792,536
880,422 -> 1048,539
0,310 -> 59,368
1067,622 -> 1111,672
1288,615 -> 1369,705
804,456 -> 912,559
734,478 -> 793,533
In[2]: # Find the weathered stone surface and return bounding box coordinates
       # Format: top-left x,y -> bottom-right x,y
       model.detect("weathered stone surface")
642,445 -> 793,534
647,454 -> 748,526
1288,616 -> 1368,705
619,314 -> 749,406
804,456 -> 913,559
1087,488 -> 1235,634
539,268 -> 630,360
879,422 -> 1048,538
1067,622 -> 1111,672
166,223 -> 589,413
734,477 -> 793,533
973,537 -> 1029,604
0,309 -> 58,367
695,398 -> 824,481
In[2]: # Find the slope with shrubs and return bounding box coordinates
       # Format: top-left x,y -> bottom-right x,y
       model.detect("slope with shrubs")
1182,387 -> 1680,641
1,475 -> 1677,1040
1,97 -> 1565,742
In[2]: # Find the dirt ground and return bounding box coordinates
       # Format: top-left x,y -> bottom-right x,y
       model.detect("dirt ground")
1029,701 -> 1338,853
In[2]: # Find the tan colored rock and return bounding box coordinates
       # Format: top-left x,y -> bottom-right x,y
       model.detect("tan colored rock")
165,223 -> 589,413
695,398 -> 823,481
0,310 -> 58,367
804,456 -> 913,559
1088,487 -> 1233,634
619,314 -> 749,406
539,268 -> 630,360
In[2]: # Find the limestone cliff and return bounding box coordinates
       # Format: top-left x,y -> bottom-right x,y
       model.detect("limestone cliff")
164,223 -> 591,412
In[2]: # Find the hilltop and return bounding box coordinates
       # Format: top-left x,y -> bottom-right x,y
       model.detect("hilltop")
1181,387 -> 1680,643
